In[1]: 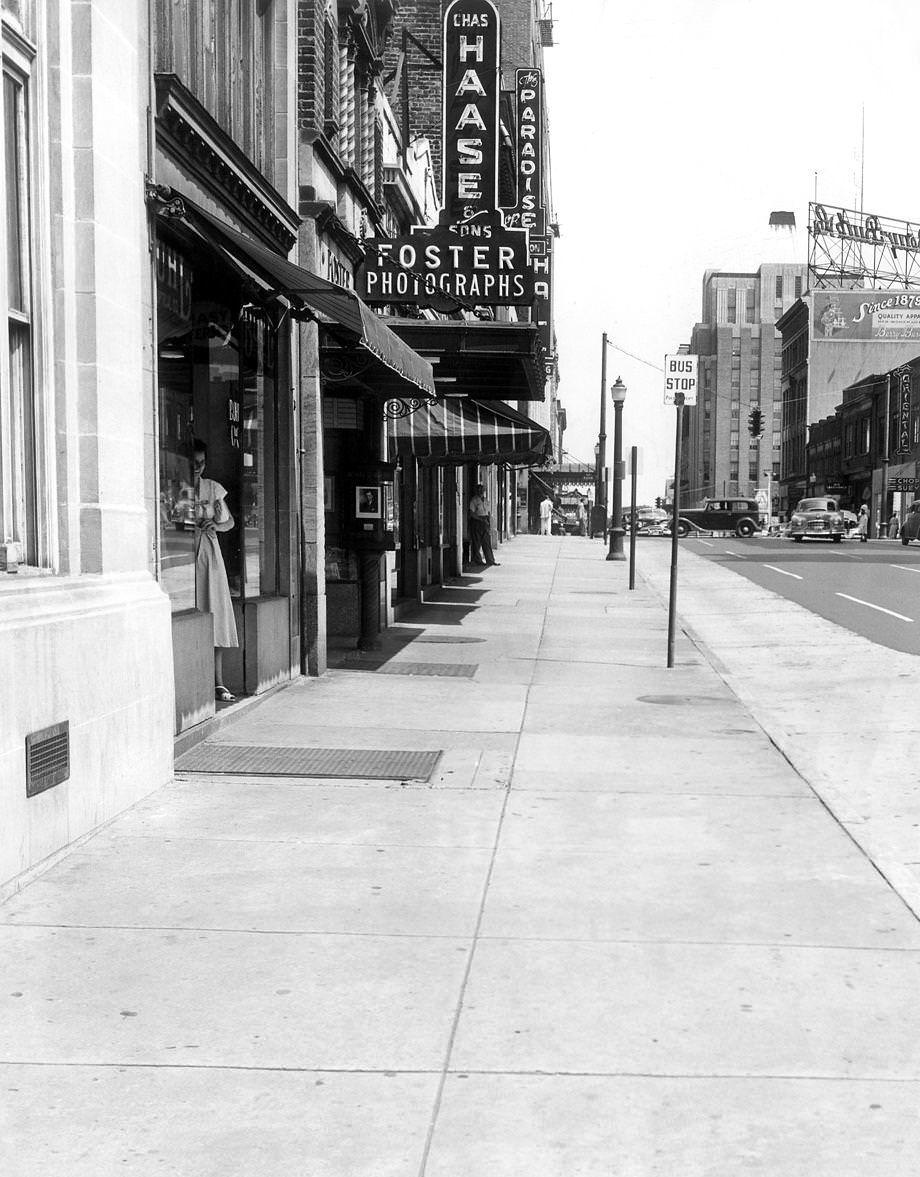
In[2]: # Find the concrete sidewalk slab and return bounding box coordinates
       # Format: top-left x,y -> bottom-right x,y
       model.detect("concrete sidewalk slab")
0,925 -> 466,1070
425,1074 -> 920,1177
452,938 -> 920,1077
2,1066 -> 436,1177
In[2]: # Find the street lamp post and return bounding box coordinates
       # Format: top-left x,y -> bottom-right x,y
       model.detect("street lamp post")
606,376 -> 628,561
595,333 -> 609,538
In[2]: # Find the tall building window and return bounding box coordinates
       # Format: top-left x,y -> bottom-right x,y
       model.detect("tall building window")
745,289 -> 755,323
323,19 -> 336,134
338,41 -> 355,165
730,431 -> 739,447
775,274 -> 783,300
1,47 -> 41,567
748,461 -> 758,481
730,464 -> 739,481
794,275 -> 803,298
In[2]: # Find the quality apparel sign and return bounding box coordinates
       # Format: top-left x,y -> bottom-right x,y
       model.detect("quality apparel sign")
813,290 -> 920,342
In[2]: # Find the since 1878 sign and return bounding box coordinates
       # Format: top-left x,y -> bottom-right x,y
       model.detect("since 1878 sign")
357,0 -> 535,310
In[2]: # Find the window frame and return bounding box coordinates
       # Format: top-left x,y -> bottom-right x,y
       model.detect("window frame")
1,18 -> 53,571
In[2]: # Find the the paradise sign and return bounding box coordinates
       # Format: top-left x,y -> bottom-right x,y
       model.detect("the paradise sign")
504,68 -> 545,236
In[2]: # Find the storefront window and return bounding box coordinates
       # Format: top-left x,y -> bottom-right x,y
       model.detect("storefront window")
156,234 -> 279,614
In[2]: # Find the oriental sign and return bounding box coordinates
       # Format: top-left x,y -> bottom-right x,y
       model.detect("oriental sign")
896,369 -> 913,456
357,0 -> 535,310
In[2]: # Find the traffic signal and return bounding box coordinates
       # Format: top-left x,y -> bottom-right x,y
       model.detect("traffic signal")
747,406 -> 764,438
655,497 -> 662,509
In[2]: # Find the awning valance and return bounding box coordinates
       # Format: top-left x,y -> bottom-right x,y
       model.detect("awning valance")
388,398 -> 552,467
169,198 -> 435,398
380,318 -> 547,401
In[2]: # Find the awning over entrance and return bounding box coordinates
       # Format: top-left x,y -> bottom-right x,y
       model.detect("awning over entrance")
388,397 -> 552,467
380,318 -> 547,401
176,200 -> 435,398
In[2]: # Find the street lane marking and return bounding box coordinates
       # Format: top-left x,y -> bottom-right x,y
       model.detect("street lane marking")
724,550 -> 746,558
835,593 -> 913,622
892,565 -> 920,574
696,539 -> 714,547
763,564 -> 803,580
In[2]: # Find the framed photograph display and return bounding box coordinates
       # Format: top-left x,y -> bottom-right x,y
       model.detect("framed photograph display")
355,485 -> 382,519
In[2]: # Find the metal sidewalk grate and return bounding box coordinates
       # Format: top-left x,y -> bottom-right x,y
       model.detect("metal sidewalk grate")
175,745 -> 442,780
414,635 -> 485,644
375,661 -> 476,678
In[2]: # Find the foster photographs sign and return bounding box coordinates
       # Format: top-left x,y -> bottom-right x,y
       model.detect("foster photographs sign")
361,218 -> 534,307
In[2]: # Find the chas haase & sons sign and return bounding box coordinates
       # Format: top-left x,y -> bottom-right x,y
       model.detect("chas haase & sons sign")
358,0 -> 535,309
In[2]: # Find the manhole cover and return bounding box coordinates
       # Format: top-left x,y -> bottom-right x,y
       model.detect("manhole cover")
175,745 -> 442,780
637,695 -> 726,707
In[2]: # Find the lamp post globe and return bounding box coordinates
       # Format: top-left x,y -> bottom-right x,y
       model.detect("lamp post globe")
606,377 -> 628,561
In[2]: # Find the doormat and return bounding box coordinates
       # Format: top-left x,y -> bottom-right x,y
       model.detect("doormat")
175,744 -> 442,781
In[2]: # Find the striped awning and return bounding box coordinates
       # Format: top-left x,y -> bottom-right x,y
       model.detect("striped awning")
388,398 -> 552,466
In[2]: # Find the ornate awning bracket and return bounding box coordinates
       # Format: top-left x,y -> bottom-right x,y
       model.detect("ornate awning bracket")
145,180 -> 186,219
383,397 -> 430,420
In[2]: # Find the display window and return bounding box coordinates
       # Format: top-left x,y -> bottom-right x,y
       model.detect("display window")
156,234 -> 280,613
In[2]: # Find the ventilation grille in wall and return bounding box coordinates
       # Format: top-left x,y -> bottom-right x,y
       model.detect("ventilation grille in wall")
25,721 -> 70,797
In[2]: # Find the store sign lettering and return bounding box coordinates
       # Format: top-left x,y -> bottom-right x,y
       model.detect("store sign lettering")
812,203 -> 920,255
896,370 -> 912,455
504,68 -> 545,236
156,241 -> 192,320
361,218 -> 533,306
443,0 -> 499,224
357,0 -> 535,310
319,238 -> 354,290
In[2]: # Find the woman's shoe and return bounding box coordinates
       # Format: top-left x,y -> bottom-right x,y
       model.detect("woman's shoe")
215,685 -> 237,702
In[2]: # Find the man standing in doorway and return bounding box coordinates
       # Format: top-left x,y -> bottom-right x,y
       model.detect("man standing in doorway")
469,483 -> 500,566
539,494 -> 554,535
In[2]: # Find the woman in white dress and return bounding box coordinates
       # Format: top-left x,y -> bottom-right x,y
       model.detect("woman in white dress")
192,439 -> 239,701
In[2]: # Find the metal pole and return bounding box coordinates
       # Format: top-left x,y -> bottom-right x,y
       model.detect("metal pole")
596,333 -> 607,536
606,400 -> 626,560
667,396 -> 684,668
881,372 -> 891,539
628,444 -> 638,589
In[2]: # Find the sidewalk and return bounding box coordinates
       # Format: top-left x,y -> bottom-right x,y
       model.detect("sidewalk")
3,536 -> 920,1175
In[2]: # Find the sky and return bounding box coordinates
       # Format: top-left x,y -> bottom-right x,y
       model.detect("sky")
543,0 -> 920,504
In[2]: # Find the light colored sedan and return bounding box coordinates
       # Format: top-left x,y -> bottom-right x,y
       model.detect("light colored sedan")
788,497 -> 848,543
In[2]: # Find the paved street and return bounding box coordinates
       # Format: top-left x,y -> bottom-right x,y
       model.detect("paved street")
681,534 -> 920,654
3,536 -> 920,1174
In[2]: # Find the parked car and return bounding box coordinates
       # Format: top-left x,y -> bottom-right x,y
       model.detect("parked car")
788,497 -> 847,543
620,507 -> 670,534
671,498 -> 762,538
901,501 -> 920,544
